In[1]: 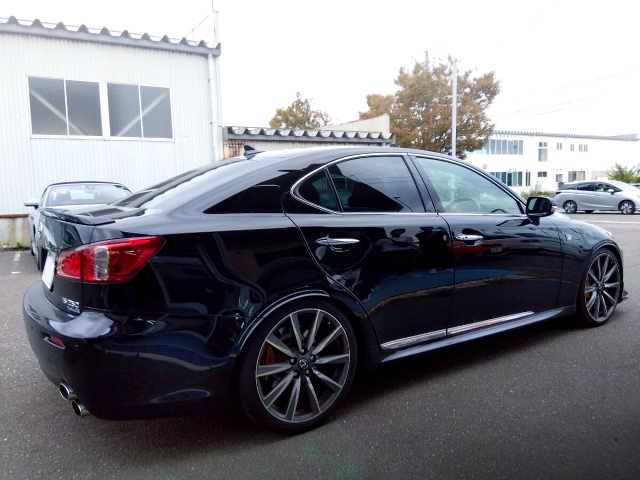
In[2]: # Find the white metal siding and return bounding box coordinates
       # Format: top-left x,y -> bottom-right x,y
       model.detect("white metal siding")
0,33 -> 214,214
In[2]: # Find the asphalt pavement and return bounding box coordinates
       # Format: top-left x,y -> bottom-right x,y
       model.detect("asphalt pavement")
1,212 -> 639,479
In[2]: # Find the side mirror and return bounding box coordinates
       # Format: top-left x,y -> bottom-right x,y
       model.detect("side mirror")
607,189 -> 615,194
526,196 -> 554,218
24,199 -> 39,209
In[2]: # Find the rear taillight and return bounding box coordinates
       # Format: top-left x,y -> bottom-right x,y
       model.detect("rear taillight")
56,237 -> 164,283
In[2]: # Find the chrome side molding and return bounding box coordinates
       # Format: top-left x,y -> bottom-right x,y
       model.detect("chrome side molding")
381,329 -> 447,350
447,311 -> 534,336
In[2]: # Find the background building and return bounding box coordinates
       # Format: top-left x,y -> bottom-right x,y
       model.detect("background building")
466,131 -> 640,194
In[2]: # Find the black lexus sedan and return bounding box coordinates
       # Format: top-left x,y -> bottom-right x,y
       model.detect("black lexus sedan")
23,146 -> 626,433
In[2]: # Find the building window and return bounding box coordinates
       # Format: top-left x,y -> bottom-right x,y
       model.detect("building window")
28,77 -> 102,137
538,142 -> 548,162
485,139 -> 523,155
526,172 -> 531,186
556,174 -> 563,182
28,76 -> 173,140
107,84 -> 173,139
579,144 -> 588,152
570,144 -> 575,151
538,172 -> 547,178
557,143 -> 562,150
568,171 -> 586,182
489,171 -> 523,186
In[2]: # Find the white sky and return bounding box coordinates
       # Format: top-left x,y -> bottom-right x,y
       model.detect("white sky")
2,0 -> 639,136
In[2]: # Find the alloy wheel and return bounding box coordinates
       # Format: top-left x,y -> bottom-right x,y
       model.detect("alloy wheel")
619,201 -> 634,215
255,308 -> 351,424
584,252 -> 620,323
564,201 -> 577,214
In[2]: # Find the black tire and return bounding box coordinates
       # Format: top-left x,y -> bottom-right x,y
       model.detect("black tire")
576,248 -> 621,327
563,201 -> 577,214
237,300 -> 357,433
585,210 -> 594,214
619,200 -> 635,215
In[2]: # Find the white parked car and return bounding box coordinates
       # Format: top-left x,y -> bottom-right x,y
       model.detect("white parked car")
554,180 -> 640,214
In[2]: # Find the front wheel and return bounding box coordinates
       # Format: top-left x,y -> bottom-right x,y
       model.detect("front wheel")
564,201 -> 577,214
237,300 -> 357,433
619,200 -> 635,215
577,249 -> 621,327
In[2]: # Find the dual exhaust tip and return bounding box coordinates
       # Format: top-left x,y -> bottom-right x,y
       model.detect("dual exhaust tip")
59,383 -> 89,417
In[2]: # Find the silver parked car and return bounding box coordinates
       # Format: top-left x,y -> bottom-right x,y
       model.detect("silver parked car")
554,180 -> 640,214
24,182 -> 131,269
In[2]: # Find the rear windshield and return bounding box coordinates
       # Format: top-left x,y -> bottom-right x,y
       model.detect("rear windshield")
112,158 -> 245,209
46,184 -> 130,207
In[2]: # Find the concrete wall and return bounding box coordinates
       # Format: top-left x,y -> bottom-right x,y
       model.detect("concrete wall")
0,216 -> 29,247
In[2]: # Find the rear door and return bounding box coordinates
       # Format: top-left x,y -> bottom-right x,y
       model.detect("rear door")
410,155 -> 563,332
576,182 -> 596,209
286,154 -> 454,349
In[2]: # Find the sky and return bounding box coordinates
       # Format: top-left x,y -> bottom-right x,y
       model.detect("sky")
2,0 -> 639,136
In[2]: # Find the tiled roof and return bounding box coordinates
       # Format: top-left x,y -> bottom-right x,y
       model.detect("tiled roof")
226,127 -> 394,144
494,130 -> 638,141
0,16 -> 220,57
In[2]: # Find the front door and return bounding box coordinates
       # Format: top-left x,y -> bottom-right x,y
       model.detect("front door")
410,156 -> 563,331
286,154 -> 454,348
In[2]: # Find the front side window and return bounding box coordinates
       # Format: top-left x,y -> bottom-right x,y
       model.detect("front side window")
327,157 -> 424,213
29,77 -> 101,136
414,157 -> 522,214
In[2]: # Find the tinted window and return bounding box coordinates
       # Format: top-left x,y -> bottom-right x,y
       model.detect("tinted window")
327,157 -> 424,213
298,170 -> 339,211
414,157 -> 522,214
578,183 -> 594,191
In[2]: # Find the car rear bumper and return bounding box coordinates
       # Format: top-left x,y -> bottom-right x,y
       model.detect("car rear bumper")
23,281 -> 235,419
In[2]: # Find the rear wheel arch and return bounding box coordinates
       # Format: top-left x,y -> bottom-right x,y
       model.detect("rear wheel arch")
230,292 -> 376,394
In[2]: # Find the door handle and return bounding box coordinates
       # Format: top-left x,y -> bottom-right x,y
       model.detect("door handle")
455,234 -> 484,245
315,237 -> 359,252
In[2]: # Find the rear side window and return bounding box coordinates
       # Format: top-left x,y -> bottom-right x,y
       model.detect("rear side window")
298,170 -> 339,211
578,183 -> 594,191
327,156 -> 424,213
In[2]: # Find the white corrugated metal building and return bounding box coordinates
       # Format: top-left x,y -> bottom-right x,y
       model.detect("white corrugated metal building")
0,15 -> 223,245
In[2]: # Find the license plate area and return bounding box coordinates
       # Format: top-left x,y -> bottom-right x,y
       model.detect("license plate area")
41,252 -> 55,291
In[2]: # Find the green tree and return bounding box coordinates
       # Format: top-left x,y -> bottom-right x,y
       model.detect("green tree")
359,56 -> 500,159
606,162 -> 639,183
269,92 -> 332,129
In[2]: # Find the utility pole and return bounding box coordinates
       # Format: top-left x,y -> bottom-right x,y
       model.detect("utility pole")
452,61 -> 457,158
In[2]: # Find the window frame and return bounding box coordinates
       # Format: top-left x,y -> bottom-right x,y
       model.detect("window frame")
26,75 -> 175,142
409,155 -> 525,215
290,153 -> 434,215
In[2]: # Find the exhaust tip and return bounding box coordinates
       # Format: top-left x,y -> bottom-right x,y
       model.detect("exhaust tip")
71,400 -> 90,417
59,383 -> 77,402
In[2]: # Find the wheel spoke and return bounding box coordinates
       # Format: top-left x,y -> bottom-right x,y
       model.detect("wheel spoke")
306,310 -> 323,350
586,292 -> 597,311
257,362 -> 292,378
266,334 -> 295,358
602,289 -> 617,308
314,353 -> 350,365
599,293 -> 607,318
600,256 -> 609,281
312,326 -> 344,356
584,285 -> 597,293
284,377 -> 301,421
303,376 -> 321,415
591,293 -> 601,318
312,368 -> 342,393
604,281 -> 620,289
603,265 -> 618,283
588,270 -> 598,283
290,313 -> 303,351
263,371 -> 294,408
